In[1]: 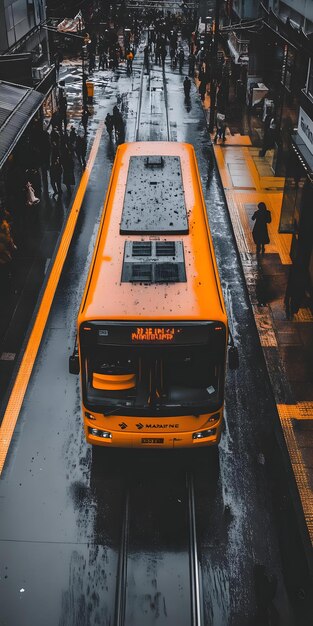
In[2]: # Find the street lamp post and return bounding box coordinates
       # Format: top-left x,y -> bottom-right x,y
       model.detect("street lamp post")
208,0 -> 220,133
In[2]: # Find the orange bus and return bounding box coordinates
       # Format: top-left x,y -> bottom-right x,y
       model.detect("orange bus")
70,142 -> 237,448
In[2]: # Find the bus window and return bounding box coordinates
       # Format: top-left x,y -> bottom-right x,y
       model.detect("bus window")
83,345 -> 222,412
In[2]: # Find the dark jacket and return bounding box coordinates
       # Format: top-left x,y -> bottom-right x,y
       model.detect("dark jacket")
62,151 -> 75,186
252,206 -> 271,245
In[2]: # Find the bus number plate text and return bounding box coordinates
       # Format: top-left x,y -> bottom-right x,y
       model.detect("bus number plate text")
141,438 -> 164,444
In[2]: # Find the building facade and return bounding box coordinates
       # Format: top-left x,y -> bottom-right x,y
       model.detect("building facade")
280,56 -> 313,288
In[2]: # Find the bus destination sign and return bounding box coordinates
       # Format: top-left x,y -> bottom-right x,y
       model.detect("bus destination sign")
131,327 -> 179,342
91,322 -> 225,346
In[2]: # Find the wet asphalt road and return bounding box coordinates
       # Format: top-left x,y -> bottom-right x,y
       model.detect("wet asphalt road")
0,42 -> 313,626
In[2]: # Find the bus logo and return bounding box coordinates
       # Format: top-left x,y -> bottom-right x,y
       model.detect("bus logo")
136,423 -> 144,429
119,422 -> 127,429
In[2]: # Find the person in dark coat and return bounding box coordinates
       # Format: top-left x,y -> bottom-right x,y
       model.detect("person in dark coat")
62,147 -> 75,195
251,202 -> 271,255
50,156 -> 63,196
69,126 -> 77,153
105,113 -> 114,140
183,76 -> 191,99
199,79 -> 207,102
81,108 -> 90,135
59,95 -> 68,132
76,134 -> 87,168
112,106 -> 124,142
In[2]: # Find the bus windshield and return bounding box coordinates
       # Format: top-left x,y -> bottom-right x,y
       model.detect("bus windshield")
82,345 -> 224,416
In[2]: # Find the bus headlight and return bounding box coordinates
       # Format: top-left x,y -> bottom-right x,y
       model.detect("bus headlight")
193,428 -> 216,439
85,411 -> 96,421
207,413 -> 220,424
88,427 -> 112,439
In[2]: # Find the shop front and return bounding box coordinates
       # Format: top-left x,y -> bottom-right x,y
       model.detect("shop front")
279,103 -> 313,291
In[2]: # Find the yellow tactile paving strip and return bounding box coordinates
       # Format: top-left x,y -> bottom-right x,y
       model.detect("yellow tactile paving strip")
215,139 -> 313,544
277,405 -> 313,539
0,122 -> 105,475
294,308 -> 313,322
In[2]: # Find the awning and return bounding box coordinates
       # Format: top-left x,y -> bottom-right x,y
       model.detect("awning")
0,80 -> 44,170
292,132 -> 313,179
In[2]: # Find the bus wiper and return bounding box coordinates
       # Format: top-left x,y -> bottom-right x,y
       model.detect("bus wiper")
102,404 -> 127,417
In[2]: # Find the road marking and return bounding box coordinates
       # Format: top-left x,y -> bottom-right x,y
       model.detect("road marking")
0,122 -> 104,475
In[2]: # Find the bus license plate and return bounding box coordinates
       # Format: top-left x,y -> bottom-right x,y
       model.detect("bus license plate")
141,438 -> 164,444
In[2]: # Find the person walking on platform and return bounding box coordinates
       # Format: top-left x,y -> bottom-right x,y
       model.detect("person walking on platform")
59,94 -> 68,133
76,133 -> 87,168
178,48 -> 184,73
199,79 -> 207,103
126,49 -> 134,75
62,146 -> 75,195
144,46 -> 150,73
69,126 -> 77,153
251,202 -> 271,255
188,52 -> 196,77
81,108 -> 90,135
183,76 -> 191,100
50,156 -> 63,197
161,46 -> 167,71
112,106 -> 124,142
214,111 -> 226,143
105,113 -> 114,140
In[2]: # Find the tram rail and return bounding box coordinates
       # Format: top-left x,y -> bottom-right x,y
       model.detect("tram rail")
112,468 -> 203,626
135,42 -> 171,142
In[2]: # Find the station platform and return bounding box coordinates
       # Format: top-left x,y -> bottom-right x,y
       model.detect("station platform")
211,126 -> 313,546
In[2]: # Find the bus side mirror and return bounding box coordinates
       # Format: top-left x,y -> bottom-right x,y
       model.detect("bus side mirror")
228,346 -> 239,370
69,354 -> 80,375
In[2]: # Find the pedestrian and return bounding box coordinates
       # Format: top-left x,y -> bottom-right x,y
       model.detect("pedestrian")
251,202 -> 271,255
178,48 -> 184,73
0,209 -> 17,262
112,106 -> 124,142
284,261 -> 306,319
76,133 -> 87,168
88,51 -> 96,74
62,146 -> 75,195
105,112 -> 114,140
81,107 -> 90,135
259,115 -> 276,157
69,126 -> 77,153
0,208 -> 17,291
183,76 -> 191,99
50,156 -> 63,196
54,51 -> 61,75
98,49 -> 108,71
161,47 -> 167,71
214,111 -> 226,142
170,47 -> 176,68
188,52 -> 196,77
126,49 -> 134,75
199,79 -> 207,102
59,94 -> 68,133
144,46 -> 150,72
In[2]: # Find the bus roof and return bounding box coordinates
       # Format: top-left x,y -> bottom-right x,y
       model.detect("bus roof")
79,142 -> 227,324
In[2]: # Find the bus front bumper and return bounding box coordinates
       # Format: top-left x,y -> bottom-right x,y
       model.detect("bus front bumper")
85,422 -> 222,448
